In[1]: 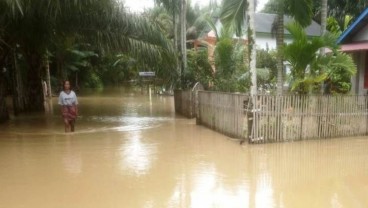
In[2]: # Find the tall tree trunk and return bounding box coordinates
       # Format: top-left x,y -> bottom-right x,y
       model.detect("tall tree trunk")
44,52 -> 52,98
320,0 -> 328,94
173,6 -> 181,84
24,51 -> 44,112
11,50 -> 26,115
0,65 -> 9,123
276,11 -> 284,95
248,0 -> 257,96
247,0 -> 258,143
320,0 -> 328,45
180,0 -> 187,87
275,2 -> 285,141
173,10 -> 178,53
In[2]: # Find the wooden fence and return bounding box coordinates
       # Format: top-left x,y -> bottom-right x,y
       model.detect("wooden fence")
251,95 -> 368,143
174,89 -> 194,118
174,83 -> 204,118
197,91 -> 249,139
195,91 -> 368,143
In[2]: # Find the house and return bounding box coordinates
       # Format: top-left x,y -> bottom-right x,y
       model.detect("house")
337,7 -> 368,95
205,13 -> 321,50
202,13 -> 321,82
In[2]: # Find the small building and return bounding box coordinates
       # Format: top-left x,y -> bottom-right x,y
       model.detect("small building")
337,8 -> 368,95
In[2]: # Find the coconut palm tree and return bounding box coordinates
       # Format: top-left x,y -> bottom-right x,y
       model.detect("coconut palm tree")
154,0 -> 186,87
154,0 -> 219,88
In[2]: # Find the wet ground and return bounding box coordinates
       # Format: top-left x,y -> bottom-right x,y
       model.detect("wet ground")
1,87 -> 368,208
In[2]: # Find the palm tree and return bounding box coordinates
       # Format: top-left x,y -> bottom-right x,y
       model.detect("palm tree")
154,0 -> 218,89
220,0 -> 257,96
0,0 -> 174,118
283,22 -> 355,94
154,0 -> 187,87
271,0 -> 313,95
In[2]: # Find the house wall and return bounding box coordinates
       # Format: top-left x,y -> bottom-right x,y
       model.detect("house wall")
256,34 -> 293,50
351,51 -> 367,95
353,24 -> 368,42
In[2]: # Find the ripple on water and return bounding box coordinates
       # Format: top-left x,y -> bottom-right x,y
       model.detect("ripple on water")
0,116 -> 171,137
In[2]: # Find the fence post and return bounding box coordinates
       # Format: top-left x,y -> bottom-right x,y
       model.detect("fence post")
196,91 -> 200,124
192,82 -> 204,119
244,98 -> 254,143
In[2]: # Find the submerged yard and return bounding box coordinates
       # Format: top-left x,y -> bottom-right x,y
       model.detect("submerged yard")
1,88 -> 368,208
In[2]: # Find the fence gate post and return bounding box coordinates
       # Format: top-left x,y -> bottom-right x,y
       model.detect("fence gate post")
243,98 -> 254,143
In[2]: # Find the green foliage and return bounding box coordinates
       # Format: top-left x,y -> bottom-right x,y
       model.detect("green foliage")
286,0 -> 313,27
326,15 -> 353,36
213,39 -> 249,92
262,0 -> 313,28
83,71 -> 103,89
219,0 -> 246,37
148,1 -> 220,88
256,49 -> 277,88
315,52 -> 356,94
215,38 -> 235,77
313,0 -> 367,30
64,47 -> 98,73
97,54 -> 135,86
144,7 -> 174,38
284,22 -> 356,94
183,48 -> 213,89
1,0 -> 176,82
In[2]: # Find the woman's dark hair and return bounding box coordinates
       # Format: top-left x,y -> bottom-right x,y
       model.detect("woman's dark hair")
62,80 -> 71,90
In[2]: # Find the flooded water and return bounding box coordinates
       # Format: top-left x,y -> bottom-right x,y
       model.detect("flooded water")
1,87 -> 368,208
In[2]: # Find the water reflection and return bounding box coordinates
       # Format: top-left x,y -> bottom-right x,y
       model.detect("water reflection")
255,173 -> 274,208
119,131 -> 157,176
43,99 -> 54,115
62,136 -> 82,176
189,164 -> 250,208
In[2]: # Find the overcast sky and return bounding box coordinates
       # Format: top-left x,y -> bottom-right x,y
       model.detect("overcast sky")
123,0 -> 269,13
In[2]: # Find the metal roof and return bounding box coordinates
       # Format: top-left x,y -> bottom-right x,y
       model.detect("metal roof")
254,13 -> 321,36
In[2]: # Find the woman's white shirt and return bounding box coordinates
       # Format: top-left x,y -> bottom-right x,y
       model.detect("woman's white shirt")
58,91 -> 78,106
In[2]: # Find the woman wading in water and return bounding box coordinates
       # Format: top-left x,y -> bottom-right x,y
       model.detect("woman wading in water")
58,80 -> 78,132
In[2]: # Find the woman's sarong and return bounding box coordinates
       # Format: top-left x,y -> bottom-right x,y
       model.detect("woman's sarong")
62,105 -> 77,121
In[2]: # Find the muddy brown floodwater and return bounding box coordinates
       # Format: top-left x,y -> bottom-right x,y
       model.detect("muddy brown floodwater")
1,87 -> 368,208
